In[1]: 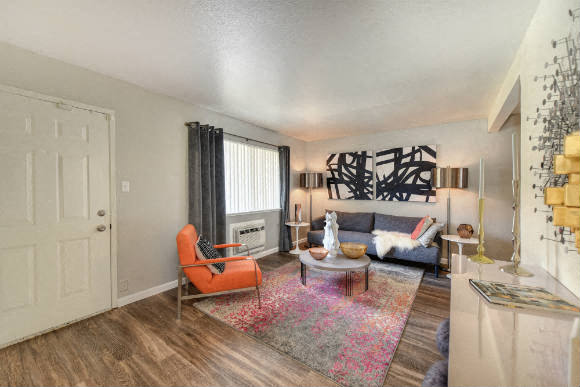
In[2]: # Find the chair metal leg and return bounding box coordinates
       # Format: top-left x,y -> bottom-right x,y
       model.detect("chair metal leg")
252,258 -> 261,308
177,268 -> 183,319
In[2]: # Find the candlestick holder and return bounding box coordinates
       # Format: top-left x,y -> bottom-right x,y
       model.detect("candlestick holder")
469,198 -> 495,264
501,180 -> 533,276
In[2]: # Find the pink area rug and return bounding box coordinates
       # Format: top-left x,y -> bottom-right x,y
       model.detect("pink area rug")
193,260 -> 423,387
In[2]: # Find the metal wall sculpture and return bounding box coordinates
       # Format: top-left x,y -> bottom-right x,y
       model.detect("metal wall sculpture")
375,145 -> 437,202
326,151 -> 373,200
529,8 -> 579,252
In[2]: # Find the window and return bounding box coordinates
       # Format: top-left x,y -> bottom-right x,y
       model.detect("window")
224,139 -> 280,214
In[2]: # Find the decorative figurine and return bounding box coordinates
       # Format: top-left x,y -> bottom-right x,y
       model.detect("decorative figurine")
323,211 -> 340,256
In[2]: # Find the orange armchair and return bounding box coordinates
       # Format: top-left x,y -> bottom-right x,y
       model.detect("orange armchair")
175,224 -> 262,319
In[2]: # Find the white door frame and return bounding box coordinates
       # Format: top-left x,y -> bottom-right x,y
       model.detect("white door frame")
0,84 -> 119,308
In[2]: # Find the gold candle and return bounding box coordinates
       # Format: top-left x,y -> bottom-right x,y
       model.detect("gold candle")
470,160 -> 494,264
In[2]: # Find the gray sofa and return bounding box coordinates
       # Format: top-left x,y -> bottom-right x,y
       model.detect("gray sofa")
307,210 -> 441,277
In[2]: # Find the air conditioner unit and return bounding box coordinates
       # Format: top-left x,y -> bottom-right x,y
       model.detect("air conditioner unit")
229,220 -> 266,256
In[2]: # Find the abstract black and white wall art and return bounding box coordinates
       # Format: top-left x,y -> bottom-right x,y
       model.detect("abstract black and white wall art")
326,151 -> 373,200
375,145 -> 436,202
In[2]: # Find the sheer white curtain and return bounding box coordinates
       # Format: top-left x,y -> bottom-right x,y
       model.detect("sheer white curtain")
224,140 -> 280,214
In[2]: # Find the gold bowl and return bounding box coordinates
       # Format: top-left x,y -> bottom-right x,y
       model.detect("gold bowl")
340,242 -> 367,259
309,247 -> 329,260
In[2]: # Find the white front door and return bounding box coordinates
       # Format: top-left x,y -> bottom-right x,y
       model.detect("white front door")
0,89 -> 112,348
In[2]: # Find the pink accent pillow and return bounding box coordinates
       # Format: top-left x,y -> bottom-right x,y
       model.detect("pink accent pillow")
411,216 -> 433,240
411,217 -> 427,239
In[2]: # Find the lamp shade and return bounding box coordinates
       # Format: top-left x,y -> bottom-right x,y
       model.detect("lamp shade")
431,167 -> 468,189
300,172 -> 323,188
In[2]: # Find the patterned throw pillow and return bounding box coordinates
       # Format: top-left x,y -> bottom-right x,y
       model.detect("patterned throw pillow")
410,217 -> 426,239
418,216 -> 434,238
411,216 -> 433,240
195,236 -> 225,274
417,222 -> 445,247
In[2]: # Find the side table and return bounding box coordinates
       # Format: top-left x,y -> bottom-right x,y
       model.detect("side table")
285,222 -> 310,254
440,234 -> 479,278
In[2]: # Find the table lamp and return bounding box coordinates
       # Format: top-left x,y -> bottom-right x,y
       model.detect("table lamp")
299,172 -> 324,227
431,166 -> 469,264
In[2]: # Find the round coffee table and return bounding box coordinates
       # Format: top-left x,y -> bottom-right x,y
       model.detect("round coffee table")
299,251 -> 371,296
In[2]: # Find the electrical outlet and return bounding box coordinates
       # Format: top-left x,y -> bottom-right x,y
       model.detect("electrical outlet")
119,279 -> 129,293
121,181 -> 130,192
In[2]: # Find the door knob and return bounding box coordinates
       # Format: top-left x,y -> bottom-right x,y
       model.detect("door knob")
97,209 -> 106,216
97,224 -> 107,232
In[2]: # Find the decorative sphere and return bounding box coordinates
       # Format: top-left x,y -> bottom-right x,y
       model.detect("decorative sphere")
457,224 -> 474,239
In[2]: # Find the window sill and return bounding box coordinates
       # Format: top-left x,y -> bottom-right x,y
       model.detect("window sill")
227,209 -> 281,216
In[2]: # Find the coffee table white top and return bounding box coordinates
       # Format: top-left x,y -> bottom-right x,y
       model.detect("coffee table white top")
299,251 -> 370,272
441,234 -> 479,244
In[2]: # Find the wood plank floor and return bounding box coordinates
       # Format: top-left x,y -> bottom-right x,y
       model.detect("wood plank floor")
0,251 -> 450,387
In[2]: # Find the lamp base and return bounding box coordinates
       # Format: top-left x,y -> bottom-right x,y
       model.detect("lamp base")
469,253 -> 494,264
500,264 -> 533,277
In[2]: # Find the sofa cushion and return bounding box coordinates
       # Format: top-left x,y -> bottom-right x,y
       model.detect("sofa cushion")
325,210 -> 374,233
374,213 -> 423,233
311,216 -> 325,231
308,229 -> 324,245
388,244 -> 439,264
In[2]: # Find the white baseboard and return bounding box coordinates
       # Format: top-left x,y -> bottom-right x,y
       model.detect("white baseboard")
117,243 -> 295,307
254,246 -> 279,259
117,248 -> 280,307
117,279 -> 182,307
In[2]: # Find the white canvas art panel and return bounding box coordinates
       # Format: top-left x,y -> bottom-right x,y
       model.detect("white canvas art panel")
375,145 -> 436,202
326,151 -> 373,200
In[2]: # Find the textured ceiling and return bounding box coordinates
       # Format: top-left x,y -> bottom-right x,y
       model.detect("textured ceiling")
0,0 -> 538,141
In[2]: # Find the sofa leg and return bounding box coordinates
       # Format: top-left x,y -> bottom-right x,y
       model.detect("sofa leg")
434,264 -> 439,278
177,268 -> 183,320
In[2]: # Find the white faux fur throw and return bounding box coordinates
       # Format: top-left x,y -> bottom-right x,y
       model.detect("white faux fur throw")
372,230 -> 421,258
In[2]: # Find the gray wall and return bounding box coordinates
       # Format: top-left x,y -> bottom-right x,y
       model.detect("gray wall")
226,210 -> 281,252
0,41 -> 306,298
305,117 -> 519,260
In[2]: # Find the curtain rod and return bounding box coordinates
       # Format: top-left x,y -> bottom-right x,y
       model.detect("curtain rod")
223,132 -> 279,148
185,121 -> 279,148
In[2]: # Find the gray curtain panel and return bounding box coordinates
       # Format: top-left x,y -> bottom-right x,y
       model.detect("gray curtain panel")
187,122 -> 226,244
278,146 -> 292,251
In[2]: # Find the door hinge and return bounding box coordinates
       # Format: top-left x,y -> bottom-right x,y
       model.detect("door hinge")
110,224 -> 112,230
